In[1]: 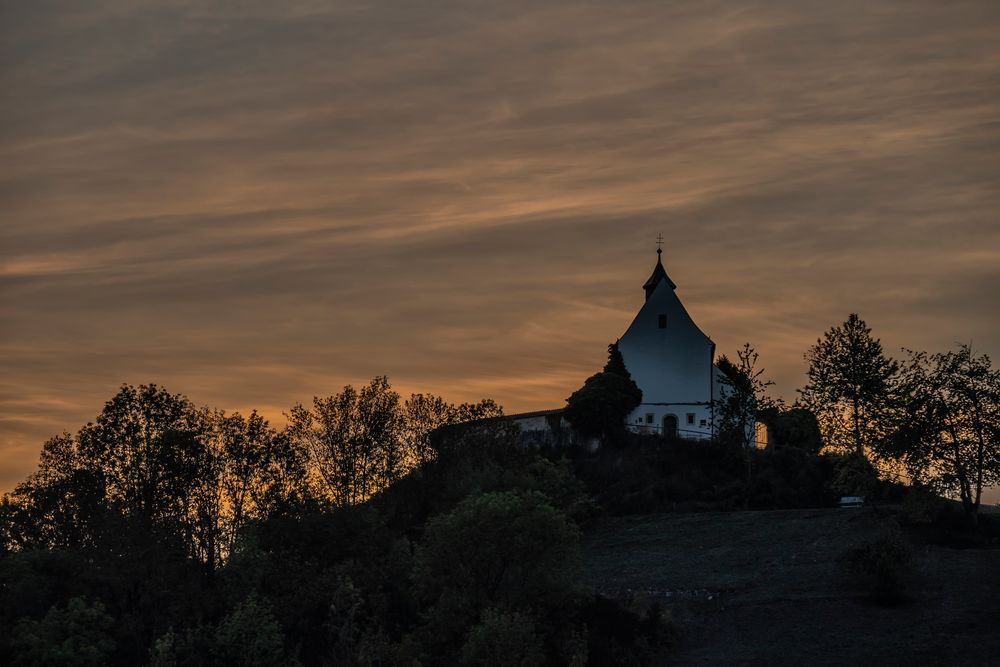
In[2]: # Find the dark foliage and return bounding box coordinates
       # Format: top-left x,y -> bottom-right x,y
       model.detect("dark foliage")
570,435 -> 841,514
877,345 -> 1000,526
564,344 -> 643,445
799,313 -> 898,460
0,382 -> 662,666
839,530 -> 913,606
761,407 -> 824,455
898,500 -> 1000,549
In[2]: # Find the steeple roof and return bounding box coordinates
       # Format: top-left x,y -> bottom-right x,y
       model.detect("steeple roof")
642,248 -> 676,301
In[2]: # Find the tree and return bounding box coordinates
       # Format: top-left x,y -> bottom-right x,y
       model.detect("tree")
11,596 -> 116,667
715,343 -> 780,449
429,399 -> 520,469
2,434 -> 107,551
460,608 -> 545,667
413,491 -> 580,656
799,314 -> 898,461
878,345 -> 1000,525
213,593 -> 290,667
564,343 -> 643,444
403,393 -> 455,466
212,410 -> 311,545
287,378 -> 400,507
76,384 -> 208,529
287,376 -> 460,506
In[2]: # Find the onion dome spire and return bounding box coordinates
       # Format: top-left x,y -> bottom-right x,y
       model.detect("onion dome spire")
642,235 -> 676,301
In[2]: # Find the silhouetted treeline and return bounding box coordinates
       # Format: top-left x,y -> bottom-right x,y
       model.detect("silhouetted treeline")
1,379 -> 501,570
707,315 -> 999,525
0,380 -> 671,666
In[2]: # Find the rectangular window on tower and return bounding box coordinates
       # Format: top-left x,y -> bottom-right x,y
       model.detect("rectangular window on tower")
658,314 -> 667,329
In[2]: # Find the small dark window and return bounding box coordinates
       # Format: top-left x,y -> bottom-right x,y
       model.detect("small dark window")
645,413 -> 654,424
687,413 -> 695,425
700,419 -> 707,427
658,314 -> 667,329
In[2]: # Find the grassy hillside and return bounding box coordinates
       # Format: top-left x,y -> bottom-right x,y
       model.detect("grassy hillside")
583,508 -> 1000,665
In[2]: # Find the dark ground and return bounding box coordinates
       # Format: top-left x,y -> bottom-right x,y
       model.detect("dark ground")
583,508 -> 1000,666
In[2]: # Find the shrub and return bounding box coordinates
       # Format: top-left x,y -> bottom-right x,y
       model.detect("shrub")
460,608 -> 545,667
412,490 -> 580,660
213,593 -> 290,666
841,531 -> 912,605
10,596 -> 115,667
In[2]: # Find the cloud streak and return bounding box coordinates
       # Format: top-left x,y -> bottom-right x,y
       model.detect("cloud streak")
2,0 -> 999,498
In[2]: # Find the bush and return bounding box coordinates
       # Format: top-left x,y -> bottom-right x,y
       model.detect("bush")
213,593 -> 291,666
410,490 -> 584,662
10,596 -> 115,667
840,531 -> 912,605
769,407 -> 823,454
461,608 -> 545,667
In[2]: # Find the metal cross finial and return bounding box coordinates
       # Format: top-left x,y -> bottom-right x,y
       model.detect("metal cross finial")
656,233 -> 664,254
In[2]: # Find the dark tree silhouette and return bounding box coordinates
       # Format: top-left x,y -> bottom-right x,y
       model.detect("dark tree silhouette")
799,314 -> 898,461
0,379 -> 674,666
879,345 -> 1000,525
715,343 -> 780,449
564,343 -> 643,445
769,408 -> 824,455
76,384 -> 207,529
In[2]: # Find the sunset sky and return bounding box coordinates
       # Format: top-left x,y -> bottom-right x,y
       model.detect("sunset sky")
2,0 -> 999,496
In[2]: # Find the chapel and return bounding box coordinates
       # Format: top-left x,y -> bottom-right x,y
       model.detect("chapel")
510,244 -> 729,443
618,246 -> 726,439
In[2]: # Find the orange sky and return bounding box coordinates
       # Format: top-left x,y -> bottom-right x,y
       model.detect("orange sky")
2,0 -> 999,500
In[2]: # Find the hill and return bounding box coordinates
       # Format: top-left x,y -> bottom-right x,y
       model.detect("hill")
583,508 -> 1000,665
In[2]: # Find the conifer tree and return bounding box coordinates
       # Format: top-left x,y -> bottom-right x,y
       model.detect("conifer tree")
564,343 -> 643,444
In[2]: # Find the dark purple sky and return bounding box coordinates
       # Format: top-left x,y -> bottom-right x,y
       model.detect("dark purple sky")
2,0 -> 999,498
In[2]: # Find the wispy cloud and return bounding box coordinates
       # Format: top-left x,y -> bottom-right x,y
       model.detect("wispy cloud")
2,0 -> 999,498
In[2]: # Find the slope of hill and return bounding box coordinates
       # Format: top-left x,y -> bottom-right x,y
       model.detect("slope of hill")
583,509 -> 1000,665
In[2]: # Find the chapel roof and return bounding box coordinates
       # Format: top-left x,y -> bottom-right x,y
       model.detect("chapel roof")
642,248 -> 676,299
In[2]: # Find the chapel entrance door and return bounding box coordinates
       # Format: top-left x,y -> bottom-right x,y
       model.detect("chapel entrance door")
663,415 -> 678,440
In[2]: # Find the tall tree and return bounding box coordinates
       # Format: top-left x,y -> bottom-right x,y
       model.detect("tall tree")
403,394 -> 456,466
799,314 -> 898,461
564,343 -> 642,445
878,345 -> 1000,525
288,377 -> 405,506
210,410 -> 308,552
358,377 -> 404,492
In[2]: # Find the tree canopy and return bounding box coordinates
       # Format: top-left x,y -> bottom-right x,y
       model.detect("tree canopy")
877,345 -> 1000,524
0,377 -> 672,666
564,343 -> 643,444
799,314 -> 898,461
